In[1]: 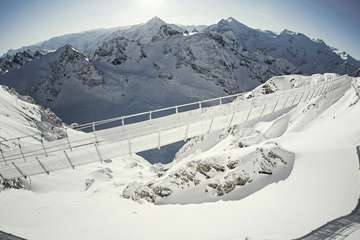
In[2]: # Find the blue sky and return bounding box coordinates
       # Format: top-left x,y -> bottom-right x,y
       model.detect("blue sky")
0,0 -> 359,59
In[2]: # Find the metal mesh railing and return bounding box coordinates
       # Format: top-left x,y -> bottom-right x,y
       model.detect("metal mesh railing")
0,75 -> 352,179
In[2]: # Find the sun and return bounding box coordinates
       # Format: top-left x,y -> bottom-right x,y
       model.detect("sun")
135,0 -> 166,9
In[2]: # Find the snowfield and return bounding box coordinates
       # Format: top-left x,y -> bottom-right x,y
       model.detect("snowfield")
0,74 -> 359,239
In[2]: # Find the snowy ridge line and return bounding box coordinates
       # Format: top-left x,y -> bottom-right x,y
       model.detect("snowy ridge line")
0,75 -> 352,179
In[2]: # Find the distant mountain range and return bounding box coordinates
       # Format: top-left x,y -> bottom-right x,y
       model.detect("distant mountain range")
1,16 -> 359,126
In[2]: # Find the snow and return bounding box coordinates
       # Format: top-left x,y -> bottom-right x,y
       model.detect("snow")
345,229 -> 360,240
0,76 -> 359,240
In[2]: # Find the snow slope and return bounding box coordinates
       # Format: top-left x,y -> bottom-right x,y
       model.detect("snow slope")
0,75 -> 359,240
0,85 -> 64,144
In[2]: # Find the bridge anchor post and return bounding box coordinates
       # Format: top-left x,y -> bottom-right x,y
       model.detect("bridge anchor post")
36,157 -> 49,175
17,138 -> 26,162
0,145 -> 7,166
63,150 -> 75,170
12,162 -> 27,179
94,143 -> 103,164
41,137 -> 48,157
158,131 -> 161,150
128,139 -> 132,155
65,128 -> 72,151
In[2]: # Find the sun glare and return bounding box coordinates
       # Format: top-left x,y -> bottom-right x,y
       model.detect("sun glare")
135,0 -> 166,9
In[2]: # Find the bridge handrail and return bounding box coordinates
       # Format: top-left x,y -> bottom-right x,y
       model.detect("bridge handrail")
72,75 -> 347,131
0,75 -> 352,177
0,75 -> 349,144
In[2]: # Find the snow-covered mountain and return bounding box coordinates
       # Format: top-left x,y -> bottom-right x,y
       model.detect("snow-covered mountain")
0,45 -> 105,118
206,17 -> 360,75
0,17 -> 299,124
0,50 -> 46,75
1,17 -> 359,127
3,27 -> 128,58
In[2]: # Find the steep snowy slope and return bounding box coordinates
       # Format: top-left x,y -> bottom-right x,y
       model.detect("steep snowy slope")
0,75 -> 359,240
0,84 -> 65,189
0,85 -> 64,144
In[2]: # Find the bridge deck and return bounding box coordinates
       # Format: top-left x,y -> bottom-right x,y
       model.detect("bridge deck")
0,76 -> 352,179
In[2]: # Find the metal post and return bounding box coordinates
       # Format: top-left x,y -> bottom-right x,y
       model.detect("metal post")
184,122 -> 190,141
121,118 -> 125,127
41,137 -> 48,157
36,157 -> 49,175
245,106 -> 253,123
0,145 -> 7,166
65,128 -> 72,151
298,91 -> 306,104
290,93 -> 298,106
303,91 -> 311,103
158,131 -> 161,150
307,89 -> 316,102
208,117 -> 214,134
282,96 -> 290,109
12,162 -> 26,178
149,112 -> 152,120
128,139 -> 132,155
318,84 -> 327,96
259,104 -> 267,119
228,112 -> 235,128
315,85 -> 323,97
271,98 -> 279,113
351,82 -> 360,98
175,106 -> 179,114
94,143 -> 103,164
92,122 -> 98,143
17,138 -> 26,162
219,98 -> 223,105
63,150 -> 75,170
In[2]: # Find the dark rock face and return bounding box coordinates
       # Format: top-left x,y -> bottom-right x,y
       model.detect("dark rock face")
0,50 -> 45,75
0,178 -> 28,191
122,143 -> 293,204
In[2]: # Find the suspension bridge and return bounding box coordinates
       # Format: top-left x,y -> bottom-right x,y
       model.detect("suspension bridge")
0,75 -> 352,180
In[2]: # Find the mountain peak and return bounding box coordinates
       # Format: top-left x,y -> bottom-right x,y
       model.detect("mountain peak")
225,17 -> 237,23
280,29 -> 297,36
216,17 -> 251,32
145,16 -> 166,26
